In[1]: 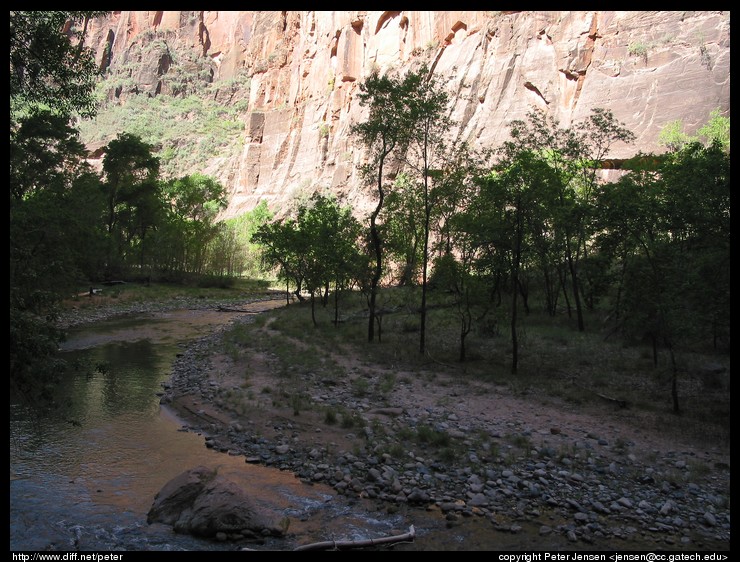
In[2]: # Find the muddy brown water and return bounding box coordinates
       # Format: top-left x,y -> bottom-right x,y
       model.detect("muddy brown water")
9,305 -> 729,552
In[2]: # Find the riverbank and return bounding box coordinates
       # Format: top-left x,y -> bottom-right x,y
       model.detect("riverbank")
58,285 -> 283,329
156,298 -> 731,552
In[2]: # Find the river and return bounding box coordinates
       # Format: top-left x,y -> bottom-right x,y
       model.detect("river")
12,305 -> 725,553
9,307 -> 406,552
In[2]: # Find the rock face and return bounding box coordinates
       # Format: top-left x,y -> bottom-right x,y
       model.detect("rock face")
147,465 -> 284,539
81,11 -> 730,218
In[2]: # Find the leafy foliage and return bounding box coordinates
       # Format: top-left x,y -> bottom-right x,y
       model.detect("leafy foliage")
10,109 -> 92,201
10,11 -> 108,118
594,141 -> 729,412
222,201 -> 274,279
351,65 -> 452,342
253,193 -> 367,322
659,108 -> 730,153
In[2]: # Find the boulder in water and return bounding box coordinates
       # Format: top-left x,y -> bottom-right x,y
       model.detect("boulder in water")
147,466 -> 284,539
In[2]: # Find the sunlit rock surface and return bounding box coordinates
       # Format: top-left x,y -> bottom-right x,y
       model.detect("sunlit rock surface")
83,11 -> 730,218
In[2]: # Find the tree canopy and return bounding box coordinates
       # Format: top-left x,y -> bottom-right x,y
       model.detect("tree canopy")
10,11 -> 108,118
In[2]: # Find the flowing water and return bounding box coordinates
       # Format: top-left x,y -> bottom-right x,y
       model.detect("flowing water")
9,307 -> 406,552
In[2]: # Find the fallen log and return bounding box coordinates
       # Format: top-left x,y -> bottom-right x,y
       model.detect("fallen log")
216,305 -> 270,313
292,525 -> 416,551
576,382 -> 629,409
596,392 -> 629,409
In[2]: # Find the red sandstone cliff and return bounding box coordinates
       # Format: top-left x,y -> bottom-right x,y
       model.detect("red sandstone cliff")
81,11 -> 731,218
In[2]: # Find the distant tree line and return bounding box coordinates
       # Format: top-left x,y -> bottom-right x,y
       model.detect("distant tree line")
253,64 -> 729,415
9,13 -> 730,417
10,112 -> 272,394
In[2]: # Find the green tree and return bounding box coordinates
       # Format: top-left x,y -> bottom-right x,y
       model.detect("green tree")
473,151 -> 556,373
225,200 -> 274,278
10,109 -> 91,203
430,235 -> 492,363
159,173 -> 228,276
381,173 -> 424,287
204,223 -> 244,279
658,108 -> 730,153
297,193 -> 365,326
252,218 -> 308,304
594,140 -> 729,413
165,173 -> 227,223
505,108 -> 635,332
398,64 -> 453,354
10,11 -> 107,118
411,140 -> 492,361
253,193 -> 365,325
10,11 -> 108,399
657,119 -> 692,152
10,111 -> 105,397
101,133 -> 161,277
696,109 -> 730,151
351,69 -> 418,342
431,142 -> 492,256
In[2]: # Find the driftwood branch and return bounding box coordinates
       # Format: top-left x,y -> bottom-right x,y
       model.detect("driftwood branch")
575,381 -> 629,409
596,392 -> 629,409
292,525 -> 416,551
216,306 -> 269,313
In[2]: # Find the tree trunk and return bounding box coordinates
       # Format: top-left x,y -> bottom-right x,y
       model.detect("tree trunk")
511,197 -> 522,374
518,277 -> 529,315
368,162 -> 385,343
566,248 -> 585,331
333,281 -> 340,326
558,265 -> 572,318
419,218 -> 429,354
459,309 -> 471,363
310,291 -> 317,327
667,340 -> 681,414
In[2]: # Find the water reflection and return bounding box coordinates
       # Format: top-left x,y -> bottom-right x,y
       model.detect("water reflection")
79,339 -> 164,416
9,309 -> 404,552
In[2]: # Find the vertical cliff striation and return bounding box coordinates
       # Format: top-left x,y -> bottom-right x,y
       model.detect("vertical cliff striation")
81,11 -> 730,218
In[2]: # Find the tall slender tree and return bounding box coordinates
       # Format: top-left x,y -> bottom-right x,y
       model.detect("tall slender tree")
399,65 -> 452,354
351,69 -> 416,342
101,133 -> 161,277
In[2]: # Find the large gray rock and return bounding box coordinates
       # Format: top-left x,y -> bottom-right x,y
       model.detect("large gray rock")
148,466 -> 284,539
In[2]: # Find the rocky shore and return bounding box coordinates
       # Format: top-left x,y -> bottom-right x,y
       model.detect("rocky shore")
155,301 -> 731,552
58,292 -> 282,330
58,295 -> 730,550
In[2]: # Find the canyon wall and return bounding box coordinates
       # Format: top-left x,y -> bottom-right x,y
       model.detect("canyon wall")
82,11 -> 731,218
